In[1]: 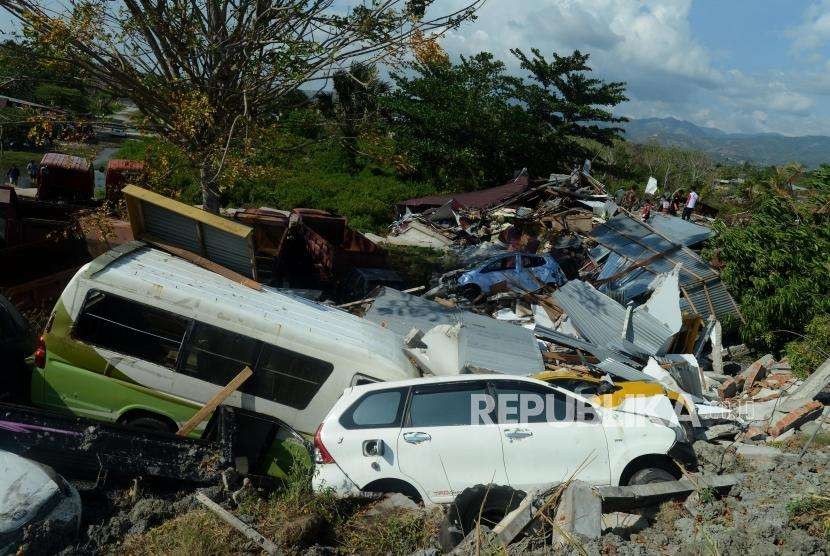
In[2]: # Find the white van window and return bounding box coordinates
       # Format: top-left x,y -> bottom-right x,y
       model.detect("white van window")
181,322 -> 260,385
407,382 -> 489,427
256,343 -> 334,409
73,290 -> 188,369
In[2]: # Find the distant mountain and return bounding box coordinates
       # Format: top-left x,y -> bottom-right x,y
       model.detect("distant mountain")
621,117 -> 830,168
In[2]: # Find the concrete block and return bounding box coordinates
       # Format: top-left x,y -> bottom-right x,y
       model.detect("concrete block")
704,423 -> 741,441
778,357 -> 830,411
552,481 -> 602,540
718,378 -> 739,399
769,401 -> 824,437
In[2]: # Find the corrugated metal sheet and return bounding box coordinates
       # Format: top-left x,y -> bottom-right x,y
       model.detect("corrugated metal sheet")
202,224 -> 254,277
40,152 -> 90,172
141,201 -> 202,253
648,213 -> 713,246
533,326 -> 640,367
399,176 -> 530,210
551,280 -> 677,357
364,287 -> 544,375
124,185 -> 256,278
589,214 -> 740,320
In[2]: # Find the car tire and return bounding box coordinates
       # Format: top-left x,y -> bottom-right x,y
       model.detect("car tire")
459,284 -> 482,301
627,467 -> 676,485
438,484 -> 525,552
120,414 -> 175,434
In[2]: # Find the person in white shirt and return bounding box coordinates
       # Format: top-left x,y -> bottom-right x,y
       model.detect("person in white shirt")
682,188 -> 699,221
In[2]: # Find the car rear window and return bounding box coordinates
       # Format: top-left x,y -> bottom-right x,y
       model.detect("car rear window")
340,388 -> 407,429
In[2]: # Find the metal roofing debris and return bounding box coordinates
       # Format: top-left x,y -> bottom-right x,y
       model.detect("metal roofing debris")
648,213 -> 713,246
551,280 -> 678,358
398,175 -> 530,211
364,287 -> 544,376
533,326 -> 640,368
122,185 -> 257,279
589,213 -> 741,320
40,152 -> 91,172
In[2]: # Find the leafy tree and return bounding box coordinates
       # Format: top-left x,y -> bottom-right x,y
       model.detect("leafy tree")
2,0 -> 481,212
383,49 -> 626,189
705,185 -> 830,357
327,62 -> 389,173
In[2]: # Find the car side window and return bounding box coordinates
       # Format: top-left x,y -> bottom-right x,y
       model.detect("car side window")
494,381 -> 598,424
180,322 -> 262,386
407,382 -> 490,427
341,387 -> 407,429
482,256 -> 516,273
73,289 -> 189,369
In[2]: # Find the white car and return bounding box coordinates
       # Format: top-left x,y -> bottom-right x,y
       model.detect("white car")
312,375 -> 696,505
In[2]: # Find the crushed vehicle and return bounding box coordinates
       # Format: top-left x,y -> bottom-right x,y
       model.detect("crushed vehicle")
0,294 -> 34,401
312,374 -> 696,505
30,241 -> 419,438
0,402 -> 309,482
35,152 -> 95,202
0,450 -> 81,554
456,252 -> 567,299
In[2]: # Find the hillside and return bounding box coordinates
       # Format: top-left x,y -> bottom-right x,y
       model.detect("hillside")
622,117 -> 830,167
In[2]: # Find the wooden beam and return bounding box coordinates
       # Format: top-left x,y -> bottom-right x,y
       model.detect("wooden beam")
177,366 -> 253,437
195,492 -> 279,555
143,235 -> 263,291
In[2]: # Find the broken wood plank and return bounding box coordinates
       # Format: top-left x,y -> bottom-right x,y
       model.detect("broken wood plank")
195,491 -> 280,555
177,367 -> 253,437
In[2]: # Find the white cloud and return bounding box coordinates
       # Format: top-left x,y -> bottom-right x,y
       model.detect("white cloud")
789,0 -> 830,51
422,0 -> 829,135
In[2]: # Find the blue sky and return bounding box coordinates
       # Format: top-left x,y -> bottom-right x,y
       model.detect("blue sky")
432,0 -> 830,135
5,0 -> 830,135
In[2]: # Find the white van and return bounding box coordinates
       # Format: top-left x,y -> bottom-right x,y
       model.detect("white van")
32,242 -> 418,435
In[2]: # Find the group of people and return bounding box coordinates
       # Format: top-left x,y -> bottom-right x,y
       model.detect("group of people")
641,188 -> 699,222
5,160 -> 38,186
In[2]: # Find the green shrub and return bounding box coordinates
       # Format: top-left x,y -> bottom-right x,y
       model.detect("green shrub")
786,314 -> 830,378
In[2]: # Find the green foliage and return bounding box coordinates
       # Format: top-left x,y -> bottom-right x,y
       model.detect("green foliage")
119,127 -> 436,233
786,314 -> 830,379
382,49 -> 626,189
786,495 -> 830,540
705,189 -> 830,356
386,245 -> 460,288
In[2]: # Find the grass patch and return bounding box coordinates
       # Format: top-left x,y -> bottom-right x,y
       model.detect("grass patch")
768,431 -> 830,452
787,495 -> 830,540
120,510 -> 245,555
0,149 -> 42,175
337,506 -> 441,555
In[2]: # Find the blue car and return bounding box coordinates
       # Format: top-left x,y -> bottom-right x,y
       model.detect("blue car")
456,252 -> 567,298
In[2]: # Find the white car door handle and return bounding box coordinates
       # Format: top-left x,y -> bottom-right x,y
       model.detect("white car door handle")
504,428 -> 533,439
403,431 -> 431,444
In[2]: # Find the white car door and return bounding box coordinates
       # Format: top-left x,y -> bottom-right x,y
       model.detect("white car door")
493,381 -> 611,492
397,380 -> 507,504
330,386 -> 410,491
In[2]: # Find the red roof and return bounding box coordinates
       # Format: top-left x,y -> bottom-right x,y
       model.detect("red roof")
40,152 -> 91,172
400,176 -> 529,210
106,159 -> 144,172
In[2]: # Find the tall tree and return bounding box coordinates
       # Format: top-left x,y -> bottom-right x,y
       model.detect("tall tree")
383,49 -> 627,189
331,62 -> 389,172
1,0 -> 481,212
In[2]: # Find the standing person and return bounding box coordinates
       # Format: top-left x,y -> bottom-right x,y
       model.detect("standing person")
7,164 -> 20,185
660,196 -> 671,213
26,160 -> 37,184
682,188 -> 699,221
670,191 -> 683,216
641,199 -> 653,222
